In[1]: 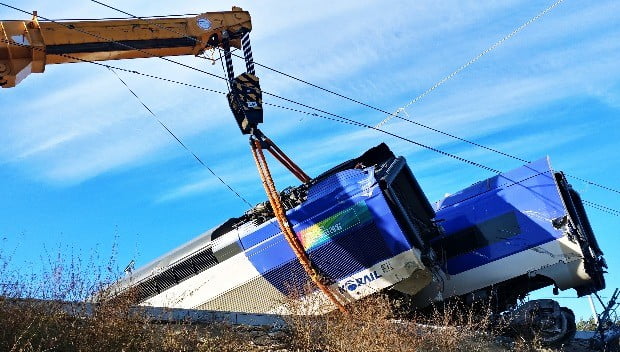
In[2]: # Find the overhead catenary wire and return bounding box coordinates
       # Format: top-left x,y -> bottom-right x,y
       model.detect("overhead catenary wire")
391,112 -> 620,196
107,67 -> 252,208
88,0 -> 389,115
583,200 -> 620,218
4,33 -> 619,218
2,2 -> 372,123
0,35 -> 250,207
260,99 -> 620,218
84,0 -> 620,198
3,30 -> 619,217
94,0 -> 562,135
5,2 -> 615,200
375,0 -> 566,128
91,0 -> 604,231
5,36 -> 618,217
5,4 -> 614,198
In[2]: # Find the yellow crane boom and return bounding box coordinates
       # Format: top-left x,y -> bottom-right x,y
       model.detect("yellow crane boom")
0,7 -> 251,88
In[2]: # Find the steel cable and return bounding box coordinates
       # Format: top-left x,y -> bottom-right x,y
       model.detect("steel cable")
83,0 -> 620,197
375,0 -> 567,128
3,35 -> 250,207
1,39 -> 618,217
108,67 -> 252,207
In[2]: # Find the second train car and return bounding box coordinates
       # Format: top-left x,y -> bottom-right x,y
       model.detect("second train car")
397,157 -> 606,313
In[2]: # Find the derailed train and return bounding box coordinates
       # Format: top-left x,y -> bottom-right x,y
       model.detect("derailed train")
112,143 -> 606,321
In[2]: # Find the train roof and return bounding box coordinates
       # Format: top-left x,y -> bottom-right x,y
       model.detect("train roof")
111,225 -> 220,293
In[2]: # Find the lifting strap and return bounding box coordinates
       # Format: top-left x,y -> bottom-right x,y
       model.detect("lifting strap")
254,130 -> 310,183
222,30 -> 347,313
250,135 -> 348,314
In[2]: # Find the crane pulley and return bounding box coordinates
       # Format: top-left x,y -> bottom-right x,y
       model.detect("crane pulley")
222,32 -> 263,135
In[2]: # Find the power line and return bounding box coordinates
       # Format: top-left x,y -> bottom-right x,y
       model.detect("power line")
4,2 -> 376,132
260,95 -> 501,174
44,13 -> 203,22
3,40 -> 619,218
6,2 -> 615,198
1,23 -> 484,201
83,0 -> 620,198
43,2 -> 497,173
0,41 -> 494,181
257,99 -> 620,217
3,24 -> 619,216
0,36 -> 250,207
257,91 -> 620,219
8,36 -> 619,217
107,67 -> 252,207
565,175 -> 620,196
583,200 -> 620,218
89,0 -> 385,116
375,0 -> 567,128
0,33 -> 616,202
392,113 -> 620,196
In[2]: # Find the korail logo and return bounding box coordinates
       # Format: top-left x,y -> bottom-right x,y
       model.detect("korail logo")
338,271 -> 382,294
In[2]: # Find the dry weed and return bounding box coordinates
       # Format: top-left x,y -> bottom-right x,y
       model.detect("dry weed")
0,242 -> 561,351
0,241 -> 264,351
284,291 -> 508,352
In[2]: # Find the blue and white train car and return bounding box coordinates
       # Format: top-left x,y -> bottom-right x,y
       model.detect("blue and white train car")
399,157 -> 606,310
111,144 -> 442,315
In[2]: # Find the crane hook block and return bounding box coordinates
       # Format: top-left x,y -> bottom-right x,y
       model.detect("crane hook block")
227,72 -> 263,134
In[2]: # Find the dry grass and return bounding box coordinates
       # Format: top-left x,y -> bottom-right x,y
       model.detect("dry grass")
0,243 -> 564,351
0,287 -> 561,352
0,278 -> 557,352
284,292 -> 511,352
0,295 -> 270,351
0,241 -> 261,351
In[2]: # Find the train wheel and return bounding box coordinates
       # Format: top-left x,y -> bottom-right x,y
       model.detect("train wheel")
561,307 -> 577,342
537,306 -> 576,347
604,337 -> 620,352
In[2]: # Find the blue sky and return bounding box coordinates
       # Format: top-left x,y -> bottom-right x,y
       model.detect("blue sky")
1,1 -> 619,319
